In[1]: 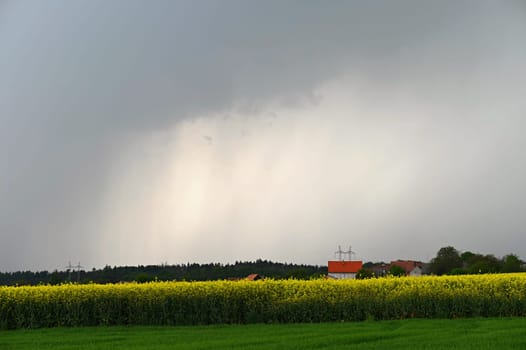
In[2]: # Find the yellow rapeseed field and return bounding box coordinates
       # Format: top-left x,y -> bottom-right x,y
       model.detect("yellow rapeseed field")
1,273 -> 525,329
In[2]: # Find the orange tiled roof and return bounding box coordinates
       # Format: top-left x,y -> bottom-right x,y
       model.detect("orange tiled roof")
246,273 -> 261,281
328,260 -> 363,273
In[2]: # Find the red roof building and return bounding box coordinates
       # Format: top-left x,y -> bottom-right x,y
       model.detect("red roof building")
246,273 -> 262,281
327,260 -> 363,279
390,260 -> 424,276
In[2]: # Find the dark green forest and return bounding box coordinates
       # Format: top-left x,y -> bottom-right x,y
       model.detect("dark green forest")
0,260 -> 327,286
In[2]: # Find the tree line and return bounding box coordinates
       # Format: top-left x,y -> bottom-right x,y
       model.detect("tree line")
1,247 -> 523,285
427,246 -> 524,275
0,259 -> 327,286
355,246 -> 524,279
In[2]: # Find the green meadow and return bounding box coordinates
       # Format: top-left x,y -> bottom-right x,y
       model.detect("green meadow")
2,318 -> 526,350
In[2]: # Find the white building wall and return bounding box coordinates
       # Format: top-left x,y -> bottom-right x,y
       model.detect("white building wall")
409,266 -> 423,277
328,272 -> 357,279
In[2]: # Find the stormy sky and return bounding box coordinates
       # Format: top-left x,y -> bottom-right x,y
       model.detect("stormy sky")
1,1 -> 526,271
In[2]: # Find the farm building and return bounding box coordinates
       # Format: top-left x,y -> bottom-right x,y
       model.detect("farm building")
327,260 -> 363,279
246,273 -> 262,281
390,260 -> 425,276
367,263 -> 390,277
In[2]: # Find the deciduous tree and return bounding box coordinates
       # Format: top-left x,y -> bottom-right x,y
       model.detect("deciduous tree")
429,246 -> 463,275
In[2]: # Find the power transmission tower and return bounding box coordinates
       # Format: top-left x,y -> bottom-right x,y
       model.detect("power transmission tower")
73,262 -> 83,283
334,245 -> 344,261
65,261 -> 83,283
65,261 -> 74,282
344,246 -> 356,261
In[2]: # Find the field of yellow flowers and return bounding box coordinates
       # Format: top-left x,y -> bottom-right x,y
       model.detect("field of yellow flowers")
1,273 -> 525,329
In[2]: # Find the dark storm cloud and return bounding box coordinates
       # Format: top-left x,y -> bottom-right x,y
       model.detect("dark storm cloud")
1,1 -> 525,270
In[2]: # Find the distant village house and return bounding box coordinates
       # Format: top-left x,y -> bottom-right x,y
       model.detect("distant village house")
327,260 -> 363,279
390,260 -> 425,277
246,273 -> 262,281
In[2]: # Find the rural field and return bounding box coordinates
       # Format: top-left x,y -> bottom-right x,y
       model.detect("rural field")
1,273 -> 526,348
1,273 -> 525,329
1,318 -> 526,349
2,2 -> 525,349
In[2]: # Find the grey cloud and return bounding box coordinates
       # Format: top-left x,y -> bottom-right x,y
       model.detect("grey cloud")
1,0 -> 525,270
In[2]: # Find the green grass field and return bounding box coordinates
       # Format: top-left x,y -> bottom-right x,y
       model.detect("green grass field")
1,318 -> 525,349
